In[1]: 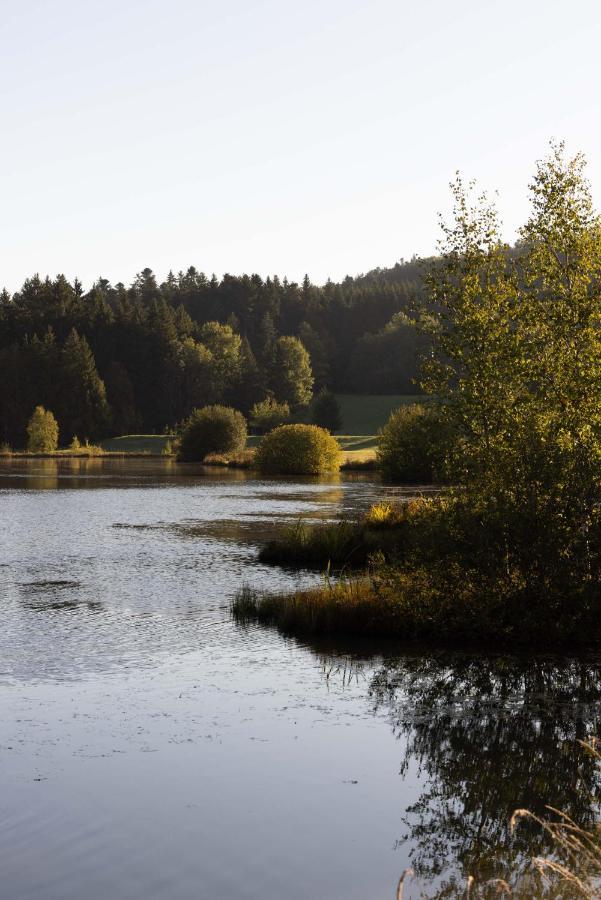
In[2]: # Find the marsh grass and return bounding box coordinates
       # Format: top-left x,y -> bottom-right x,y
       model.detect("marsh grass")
258,500 -> 428,570
249,493 -> 601,647
231,577 -> 416,637
258,519 -> 370,569
231,559 -> 601,646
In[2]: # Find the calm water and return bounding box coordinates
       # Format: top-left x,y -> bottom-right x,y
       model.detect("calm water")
1,459 -> 599,899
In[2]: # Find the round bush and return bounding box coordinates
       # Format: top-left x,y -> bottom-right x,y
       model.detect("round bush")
178,405 -> 247,462
26,406 -> 59,452
377,403 -> 450,483
256,424 -> 341,475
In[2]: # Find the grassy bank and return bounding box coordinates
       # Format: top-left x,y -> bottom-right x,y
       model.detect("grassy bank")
233,580 -> 405,638
258,508 -> 409,569
236,497 -> 601,648
232,573 -> 601,648
0,447 -> 158,459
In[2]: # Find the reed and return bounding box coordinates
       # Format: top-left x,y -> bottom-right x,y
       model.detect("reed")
231,577 -> 415,637
258,519 -> 369,569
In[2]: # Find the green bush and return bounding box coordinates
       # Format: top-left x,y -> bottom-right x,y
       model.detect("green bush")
26,406 -> 59,452
178,405 -> 247,462
256,424 -> 341,475
377,403 -> 450,483
250,397 -> 290,432
311,389 -> 342,432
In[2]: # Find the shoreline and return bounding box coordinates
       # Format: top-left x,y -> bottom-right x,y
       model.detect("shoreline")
0,452 -> 379,472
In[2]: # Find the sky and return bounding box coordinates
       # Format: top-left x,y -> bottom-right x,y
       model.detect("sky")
1,0 -> 601,290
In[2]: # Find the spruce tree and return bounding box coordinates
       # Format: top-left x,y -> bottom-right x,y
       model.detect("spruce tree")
59,329 -> 109,440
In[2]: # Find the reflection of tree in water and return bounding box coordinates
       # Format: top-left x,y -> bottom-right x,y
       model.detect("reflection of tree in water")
366,654 -> 601,896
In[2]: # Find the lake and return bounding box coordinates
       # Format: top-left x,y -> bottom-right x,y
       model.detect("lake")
1,458 -> 599,899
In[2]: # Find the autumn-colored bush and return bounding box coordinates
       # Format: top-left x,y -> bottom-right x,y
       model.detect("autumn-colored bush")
256,424 -> 341,475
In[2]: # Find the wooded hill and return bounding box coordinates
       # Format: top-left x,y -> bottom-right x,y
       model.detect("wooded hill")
0,258 -> 427,446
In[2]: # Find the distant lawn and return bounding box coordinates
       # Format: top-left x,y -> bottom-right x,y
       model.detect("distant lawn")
101,435 -> 172,453
298,394 -> 422,435
101,395 -> 420,456
247,433 -> 377,451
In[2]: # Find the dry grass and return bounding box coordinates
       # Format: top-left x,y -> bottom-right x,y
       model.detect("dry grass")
203,448 -> 256,468
258,519 -> 370,569
508,741 -> 601,898
231,577 -> 420,637
10,445 -> 107,458
340,447 -> 378,470
395,740 -> 601,899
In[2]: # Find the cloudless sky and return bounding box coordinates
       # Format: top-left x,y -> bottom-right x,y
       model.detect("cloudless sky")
1,0 -> 601,290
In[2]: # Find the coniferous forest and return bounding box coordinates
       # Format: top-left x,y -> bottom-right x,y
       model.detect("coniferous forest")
0,261 -> 425,446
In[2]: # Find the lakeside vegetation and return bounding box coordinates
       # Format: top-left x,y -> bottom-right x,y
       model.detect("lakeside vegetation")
235,144 -> 601,648
0,239 -> 425,449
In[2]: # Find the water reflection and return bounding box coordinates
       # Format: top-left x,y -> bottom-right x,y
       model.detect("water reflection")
6,459 -> 593,898
365,654 -> 601,894
0,457 -> 355,490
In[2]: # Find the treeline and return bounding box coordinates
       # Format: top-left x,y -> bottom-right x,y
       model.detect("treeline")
0,262 -> 426,446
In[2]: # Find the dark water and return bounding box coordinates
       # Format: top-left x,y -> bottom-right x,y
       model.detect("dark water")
0,459 -> 599,899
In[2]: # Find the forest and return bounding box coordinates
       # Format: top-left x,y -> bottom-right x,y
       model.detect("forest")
0,260 -> 425,447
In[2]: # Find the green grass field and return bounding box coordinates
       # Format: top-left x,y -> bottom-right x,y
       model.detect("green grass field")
295,393 -> 421,434
101,434 -> 172,453
101,395 -> 420,455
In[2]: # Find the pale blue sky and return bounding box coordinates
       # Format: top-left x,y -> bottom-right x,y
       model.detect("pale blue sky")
1,0 -> 601,290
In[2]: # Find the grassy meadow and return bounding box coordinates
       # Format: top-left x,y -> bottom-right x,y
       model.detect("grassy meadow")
98,395 -> 420,461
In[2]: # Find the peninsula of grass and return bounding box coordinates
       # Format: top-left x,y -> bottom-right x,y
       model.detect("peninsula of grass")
236,496 -> 601,648
258,503 -> 411,569
232,569 -> 601,649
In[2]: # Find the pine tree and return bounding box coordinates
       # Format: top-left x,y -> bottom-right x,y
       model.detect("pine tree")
59,329 -> 109,440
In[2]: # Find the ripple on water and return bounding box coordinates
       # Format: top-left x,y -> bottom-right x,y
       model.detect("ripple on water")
1,463 -> 400,683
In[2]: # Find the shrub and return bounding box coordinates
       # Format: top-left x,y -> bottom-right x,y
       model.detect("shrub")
377,403 -> 450,483
311,389 -> 342,433
250,397 -> 290,432
178,405 -> 247,462
256,424 -> 341,475
26,406 -> 59,452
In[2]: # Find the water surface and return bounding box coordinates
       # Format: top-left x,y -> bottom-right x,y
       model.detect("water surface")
1,459 -> 599,899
